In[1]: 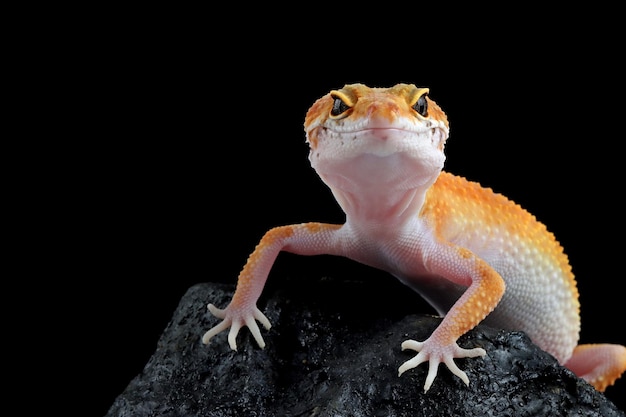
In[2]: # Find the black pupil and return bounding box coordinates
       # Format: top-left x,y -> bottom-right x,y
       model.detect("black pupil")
331,98 -> 349,116
413,95 -> 428,116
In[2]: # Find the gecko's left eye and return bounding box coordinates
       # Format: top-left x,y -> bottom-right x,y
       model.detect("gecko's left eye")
412,94 -> 428,117
331,97 -> 351,117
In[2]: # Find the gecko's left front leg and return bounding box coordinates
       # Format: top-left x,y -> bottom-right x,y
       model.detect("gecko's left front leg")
398,245 -> 506,392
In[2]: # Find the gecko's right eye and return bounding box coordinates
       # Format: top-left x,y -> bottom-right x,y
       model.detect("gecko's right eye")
330,97 -> 351,117
412,93 -> 428,117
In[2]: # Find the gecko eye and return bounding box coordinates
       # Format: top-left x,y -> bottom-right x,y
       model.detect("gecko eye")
412,94 -> 428,117
330,97 -> 351,117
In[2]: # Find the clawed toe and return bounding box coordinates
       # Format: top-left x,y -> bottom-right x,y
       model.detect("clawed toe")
398,338 -> 486,392
203,303 -> 272,350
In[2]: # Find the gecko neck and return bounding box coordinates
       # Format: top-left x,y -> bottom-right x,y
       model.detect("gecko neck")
326,176 -> 434,231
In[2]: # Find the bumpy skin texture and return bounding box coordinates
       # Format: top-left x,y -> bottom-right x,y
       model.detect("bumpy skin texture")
203,83 -> 626,393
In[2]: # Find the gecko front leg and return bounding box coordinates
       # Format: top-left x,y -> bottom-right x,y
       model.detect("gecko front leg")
397,246 -> 506,392
399,338 -> 487,392
202,303 -> 271,350
202,223 -> 343,350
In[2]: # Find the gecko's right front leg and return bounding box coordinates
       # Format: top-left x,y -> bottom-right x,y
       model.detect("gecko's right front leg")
202,303 -> 271,350
201,223 -> 343,351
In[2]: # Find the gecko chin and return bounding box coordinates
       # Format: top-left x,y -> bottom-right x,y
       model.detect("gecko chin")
314,151 -> 445,192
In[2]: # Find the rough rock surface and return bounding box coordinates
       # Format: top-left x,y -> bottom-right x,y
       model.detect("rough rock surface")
106,278 -> 624,417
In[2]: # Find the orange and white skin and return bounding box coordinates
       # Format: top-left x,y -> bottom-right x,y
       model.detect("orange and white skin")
203,83 -> 626,392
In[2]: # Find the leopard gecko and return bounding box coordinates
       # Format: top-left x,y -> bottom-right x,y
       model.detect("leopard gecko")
202,83 -> 626,393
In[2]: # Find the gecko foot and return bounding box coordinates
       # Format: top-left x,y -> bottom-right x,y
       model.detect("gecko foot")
398,338 -> 486,392
201,303 -> 272,350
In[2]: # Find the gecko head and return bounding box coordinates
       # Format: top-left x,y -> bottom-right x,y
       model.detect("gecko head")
304,83 -> 450,193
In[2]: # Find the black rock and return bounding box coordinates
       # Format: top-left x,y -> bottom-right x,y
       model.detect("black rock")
106,279 -> 624,417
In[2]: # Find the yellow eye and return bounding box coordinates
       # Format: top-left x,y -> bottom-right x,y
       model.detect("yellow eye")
331,97 -> 351,117
412,94 -> 428,117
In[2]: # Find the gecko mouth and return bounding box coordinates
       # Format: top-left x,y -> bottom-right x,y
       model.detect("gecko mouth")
337,128 -> 442,157
325,126 -> 427,137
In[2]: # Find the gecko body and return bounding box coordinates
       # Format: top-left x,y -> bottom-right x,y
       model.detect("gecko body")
203,83 -> 626,393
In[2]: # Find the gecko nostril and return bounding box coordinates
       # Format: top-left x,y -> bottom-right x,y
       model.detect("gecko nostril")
367,103 -> 379,117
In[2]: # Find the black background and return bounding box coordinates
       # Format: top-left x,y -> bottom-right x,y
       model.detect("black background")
55,13 -> 625,415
